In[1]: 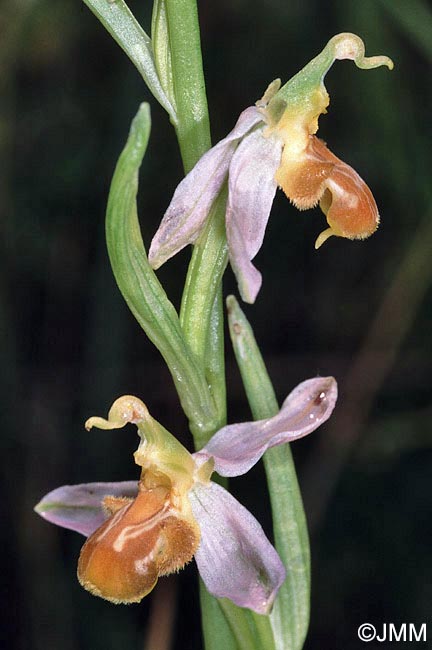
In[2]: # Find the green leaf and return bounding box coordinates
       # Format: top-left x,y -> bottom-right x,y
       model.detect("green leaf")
82,0 -> 176,121
179,190 -> 229,448
199,584 -> 239,650
105,103 -> 217,434
200,586 -> 275,650
227,295 -> 310,650
204,288 -> 227,422
151,0 -> 177,112
219,599 -> 275,650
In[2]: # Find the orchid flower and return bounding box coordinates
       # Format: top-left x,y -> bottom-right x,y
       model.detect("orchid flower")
35,376 -> 337,614
148,33 -> 393,303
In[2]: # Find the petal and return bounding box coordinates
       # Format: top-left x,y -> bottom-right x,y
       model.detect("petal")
196,376 -> 337,477
34,481 -> 139,537
149,107 -> 263,269
226,129 -> 283,303
189,481 -> 285,614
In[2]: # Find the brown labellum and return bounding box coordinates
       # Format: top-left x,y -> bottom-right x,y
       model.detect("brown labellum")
77,484 -> 200,604
311,137 -> 379,241
277,135 -> 379,248
276,145 -> 334,210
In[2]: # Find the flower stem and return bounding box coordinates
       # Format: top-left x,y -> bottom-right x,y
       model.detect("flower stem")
164,0 -> 211,172
164,1 -> 256,647
179,188 -> 228,360
164,0 -> 227,443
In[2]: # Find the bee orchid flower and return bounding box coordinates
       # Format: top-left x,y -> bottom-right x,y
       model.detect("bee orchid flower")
35,376 -> 337,614
148,33 -> 393,303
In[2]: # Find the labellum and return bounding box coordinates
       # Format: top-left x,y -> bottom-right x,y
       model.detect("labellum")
276,135 -> 380,249
77,478 -> 200,603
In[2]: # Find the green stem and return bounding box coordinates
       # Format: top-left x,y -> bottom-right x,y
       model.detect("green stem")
163,2 -> 252,648
227,296 -> 310,650
178,188 -> 229,448
164,0 -> 227,444
165,0 -> 228,448
164,0 -> 211,171
179,188 -> 228,362
200,285 -> 228,442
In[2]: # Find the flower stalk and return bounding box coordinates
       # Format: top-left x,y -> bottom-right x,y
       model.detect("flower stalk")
161,0 -> 252,643
163,0 -> 211,172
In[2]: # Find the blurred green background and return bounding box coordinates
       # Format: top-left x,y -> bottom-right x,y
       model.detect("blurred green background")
2,0 -> 431,648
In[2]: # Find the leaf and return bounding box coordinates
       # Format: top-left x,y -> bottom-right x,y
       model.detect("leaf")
227,295 -> 312,650
82,0 -> 176,121
151,0 -> 177,112
105,103 -> 217,434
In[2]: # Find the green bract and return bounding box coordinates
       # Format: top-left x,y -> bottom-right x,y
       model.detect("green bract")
82,0 -> 176,120
105,104 -> 218,435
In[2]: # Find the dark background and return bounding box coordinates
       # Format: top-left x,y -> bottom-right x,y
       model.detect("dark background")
2,0 -> 431,648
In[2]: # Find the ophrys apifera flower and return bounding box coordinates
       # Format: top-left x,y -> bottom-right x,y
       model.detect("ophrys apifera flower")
148,33 -> 393,303
35,376 -> 337,613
